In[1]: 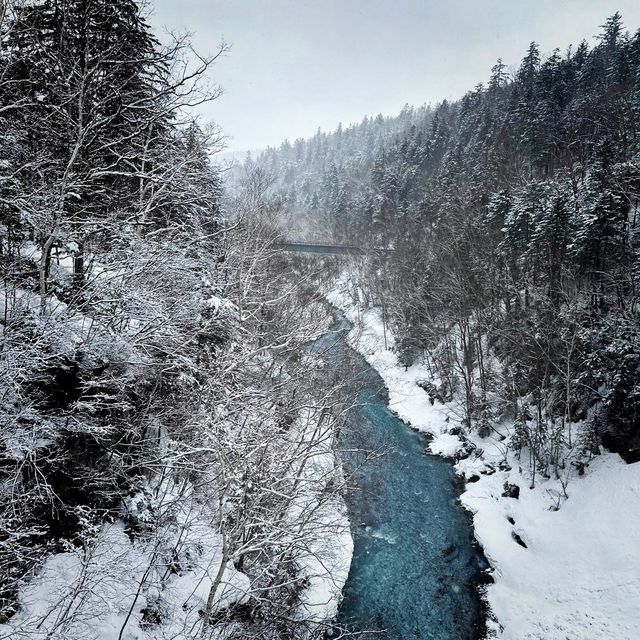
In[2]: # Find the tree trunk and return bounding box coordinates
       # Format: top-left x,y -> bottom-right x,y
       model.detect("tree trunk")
39,230 -> 56,314
201,530 -> 230,635
73,240 -> 84,293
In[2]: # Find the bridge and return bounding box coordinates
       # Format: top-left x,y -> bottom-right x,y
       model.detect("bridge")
277,241 -> 364,255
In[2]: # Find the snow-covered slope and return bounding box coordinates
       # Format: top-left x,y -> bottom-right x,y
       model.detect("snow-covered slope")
327,281 -> 640,640
0,515 -> 252,640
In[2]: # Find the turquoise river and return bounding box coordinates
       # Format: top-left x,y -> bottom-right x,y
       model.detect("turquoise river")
313,311 -> 488,639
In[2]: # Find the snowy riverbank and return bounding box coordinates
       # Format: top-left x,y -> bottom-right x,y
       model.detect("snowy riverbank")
290,400 -> 354,627
327,280 -> 640,640
0,415 -> 352,640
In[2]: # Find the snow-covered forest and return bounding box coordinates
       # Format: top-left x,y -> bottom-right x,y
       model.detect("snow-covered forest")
258,13 -> 640,467
0,1 -> 352,638
251,12 -> 640,638
2,1 -> 640,639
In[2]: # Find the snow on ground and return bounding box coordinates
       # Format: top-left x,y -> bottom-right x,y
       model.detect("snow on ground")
327,278 -> 640,640
0,511 -> 252,640
287,376 -> 353,626
0,418 -> 352,640
463,453 -> 640,640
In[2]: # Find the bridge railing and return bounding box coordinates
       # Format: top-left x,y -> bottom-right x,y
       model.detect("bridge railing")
276,241 -> 392,256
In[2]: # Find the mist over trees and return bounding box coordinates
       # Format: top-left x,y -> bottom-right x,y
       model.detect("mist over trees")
258,13 -> 640,472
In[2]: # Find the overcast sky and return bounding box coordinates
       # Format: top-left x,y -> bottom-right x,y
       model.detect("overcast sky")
151,1 -> 640,153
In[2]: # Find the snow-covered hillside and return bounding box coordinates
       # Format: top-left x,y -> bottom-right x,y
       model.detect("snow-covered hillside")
328,278 -> 640,640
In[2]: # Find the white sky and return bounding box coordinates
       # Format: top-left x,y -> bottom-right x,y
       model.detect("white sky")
150,1 -> 640,153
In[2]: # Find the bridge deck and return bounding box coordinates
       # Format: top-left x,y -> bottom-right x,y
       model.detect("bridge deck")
278,242 -> 363,255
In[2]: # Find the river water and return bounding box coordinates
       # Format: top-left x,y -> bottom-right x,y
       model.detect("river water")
313,311 -> 487,639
